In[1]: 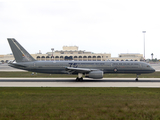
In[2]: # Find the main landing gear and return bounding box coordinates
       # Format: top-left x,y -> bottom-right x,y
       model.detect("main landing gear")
76,73 -> 83,81
76,77 -> 83,81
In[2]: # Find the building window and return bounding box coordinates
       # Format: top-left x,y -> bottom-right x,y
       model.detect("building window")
65,56 -> 73,60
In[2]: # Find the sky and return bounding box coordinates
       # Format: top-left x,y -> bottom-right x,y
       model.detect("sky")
0,0 -> 160,59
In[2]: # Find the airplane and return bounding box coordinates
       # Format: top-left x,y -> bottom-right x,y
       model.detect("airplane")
7,38 -> 155,81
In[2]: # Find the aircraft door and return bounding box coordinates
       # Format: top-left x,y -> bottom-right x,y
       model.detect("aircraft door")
33,63 -> 37,69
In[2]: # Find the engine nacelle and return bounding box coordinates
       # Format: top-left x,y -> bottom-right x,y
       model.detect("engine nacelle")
85,71 -> 103,79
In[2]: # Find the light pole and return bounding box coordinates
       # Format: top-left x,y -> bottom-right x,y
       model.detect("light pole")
151,53 -> 153,60
142,31 -> 146,61
51,48 -> 54,60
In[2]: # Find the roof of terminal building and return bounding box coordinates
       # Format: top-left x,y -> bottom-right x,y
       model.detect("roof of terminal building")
119,53 -> 141,54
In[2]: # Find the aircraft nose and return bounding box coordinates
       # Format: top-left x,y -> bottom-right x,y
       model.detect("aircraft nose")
151,68 -> 155,73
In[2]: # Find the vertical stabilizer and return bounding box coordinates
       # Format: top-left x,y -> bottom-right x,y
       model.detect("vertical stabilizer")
7,38 -> 36,62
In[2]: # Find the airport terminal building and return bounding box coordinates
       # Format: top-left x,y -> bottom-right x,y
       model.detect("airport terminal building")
0,46 -> 144,62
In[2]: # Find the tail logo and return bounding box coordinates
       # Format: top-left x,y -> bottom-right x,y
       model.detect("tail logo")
22,54 -> 32,62
13,40 -> 32,62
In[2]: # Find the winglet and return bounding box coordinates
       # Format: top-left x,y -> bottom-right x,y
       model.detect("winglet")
7,38 -> 36,62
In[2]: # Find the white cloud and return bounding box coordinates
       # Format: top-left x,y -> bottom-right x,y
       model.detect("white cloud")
0,0 -> 160,59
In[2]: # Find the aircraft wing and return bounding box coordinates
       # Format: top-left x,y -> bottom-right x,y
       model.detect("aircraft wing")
65,67 -> 98,74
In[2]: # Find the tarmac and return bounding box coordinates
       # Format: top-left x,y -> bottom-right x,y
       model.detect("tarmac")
0,63 -> 26,71
0,63 -> 160,87
0,78 -> 160,87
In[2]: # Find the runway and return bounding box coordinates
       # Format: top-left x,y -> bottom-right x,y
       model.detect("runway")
1,78 -> 160,87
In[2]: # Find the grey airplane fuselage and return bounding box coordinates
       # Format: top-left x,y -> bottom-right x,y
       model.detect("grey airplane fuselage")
9,61 -> 155,74
7,38 -> 155,80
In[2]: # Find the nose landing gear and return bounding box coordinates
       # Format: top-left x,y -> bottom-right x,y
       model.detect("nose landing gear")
135,74 -> 140,81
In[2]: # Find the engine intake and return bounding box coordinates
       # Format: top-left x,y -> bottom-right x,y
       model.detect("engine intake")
85,71 -> 103,79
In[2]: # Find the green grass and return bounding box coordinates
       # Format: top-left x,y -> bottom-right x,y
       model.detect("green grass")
1,87 -> 160,120
0,72 -> 77,78
0,71 -> 160,78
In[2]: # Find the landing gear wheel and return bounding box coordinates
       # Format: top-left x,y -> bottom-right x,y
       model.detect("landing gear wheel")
76,77 -> 83,81
76,73 -> 83,81
135,74 -> 140,81
76,77 -> 79,81
80,77 -> 83,81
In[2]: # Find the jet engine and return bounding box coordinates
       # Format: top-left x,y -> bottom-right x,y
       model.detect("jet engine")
85,71 -> 103,79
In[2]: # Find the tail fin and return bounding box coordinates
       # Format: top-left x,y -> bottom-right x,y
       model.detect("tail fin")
7,38 -> 36,62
